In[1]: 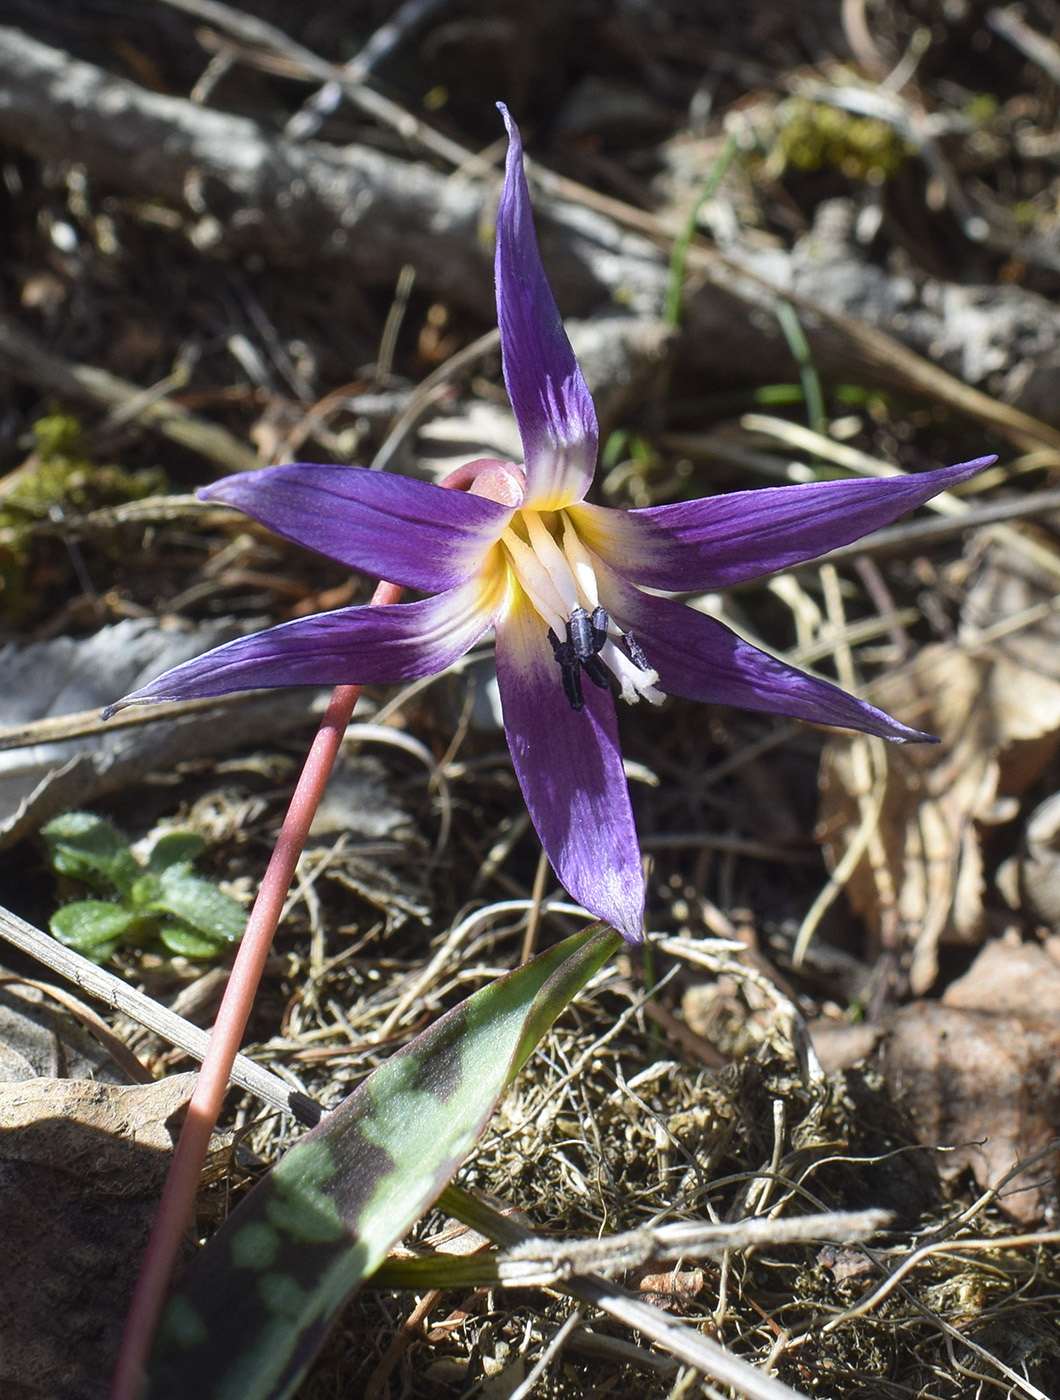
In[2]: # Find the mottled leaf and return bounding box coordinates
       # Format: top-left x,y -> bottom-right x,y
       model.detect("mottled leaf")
146,922 -> 621,1400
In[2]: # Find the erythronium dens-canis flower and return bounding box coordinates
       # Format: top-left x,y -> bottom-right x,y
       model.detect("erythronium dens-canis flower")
109,105 -> 995,943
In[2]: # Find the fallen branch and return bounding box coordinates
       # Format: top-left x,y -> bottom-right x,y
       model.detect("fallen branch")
0,318 -> 258,474
3,24 -> 1060,452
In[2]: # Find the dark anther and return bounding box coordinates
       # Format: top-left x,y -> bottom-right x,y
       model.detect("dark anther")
568,605 -> 609,662
549,606 -> 612,711
623,630 -> 650,671
547,626 -> 585,711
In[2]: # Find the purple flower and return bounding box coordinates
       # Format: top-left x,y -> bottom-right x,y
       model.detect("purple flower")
111,106 -> 994,943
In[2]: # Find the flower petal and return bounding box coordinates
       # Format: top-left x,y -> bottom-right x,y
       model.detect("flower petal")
583,456 -> 995,591
202,464 -> 513,592
495,587 -> 644,942
496,105 -> 598,510
108,575 -> 503,712
604,574 -> 934,742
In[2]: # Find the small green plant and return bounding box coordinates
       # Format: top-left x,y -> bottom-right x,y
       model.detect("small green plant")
43,812 -> 246,962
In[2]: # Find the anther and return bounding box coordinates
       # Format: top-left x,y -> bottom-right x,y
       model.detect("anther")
549,607 -> 657,711
567,605 -> 609,662
623,630 -> 650,671
549,606 -> 614,711
547,626 -> 585,711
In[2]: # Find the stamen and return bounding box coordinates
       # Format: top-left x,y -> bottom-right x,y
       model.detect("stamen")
560,518 -> 602,612
501,527 -> 567,632
624,630 -> 651,671
601,638 -> 663,706
523,512 -> 580,614
509,510 -> 666,713
567,606 -> 596,661
547,626 -> 585,711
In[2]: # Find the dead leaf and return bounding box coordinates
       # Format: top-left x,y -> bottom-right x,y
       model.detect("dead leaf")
819,538 -> 1060,992
0,978 -> 128,1083
942,937 -> 1060,1021
0,617 -> 322,846
0,1074 -> 196,1400
1000,790 -> 1060,929
879,940 -> 1060,1224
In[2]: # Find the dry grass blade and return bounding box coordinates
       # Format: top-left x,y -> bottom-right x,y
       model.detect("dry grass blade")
809,483 -> 1060,566
0,689 -> 273,754
0,902 -> 315,1121
0,318 -> 258,474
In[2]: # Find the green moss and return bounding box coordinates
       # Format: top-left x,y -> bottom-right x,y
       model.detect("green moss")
964,92 -> 999,124
773,96 -> 911,181
1,413 -> 164,526
0,411 -> 166,623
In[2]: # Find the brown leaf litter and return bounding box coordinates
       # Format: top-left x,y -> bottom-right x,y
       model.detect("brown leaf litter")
819,536 -> 1060,993
0,1073 -> 198,1400
814,939 -> 1060,1225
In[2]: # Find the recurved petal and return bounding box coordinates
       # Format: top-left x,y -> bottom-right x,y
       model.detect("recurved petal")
495,105 -> 598,510
495,588 -> 644,942
601,456 -> 996,591
606,576 -> 934,742
108,575 -> 503,712
201,464 -> 513,592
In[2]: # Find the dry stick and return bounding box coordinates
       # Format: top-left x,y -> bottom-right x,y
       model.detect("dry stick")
0,318 -> 258,476
530,163 -> 1060,455
3,26 -> 1059,457
0,902 -> 310,1117
110,579 -> 403,1400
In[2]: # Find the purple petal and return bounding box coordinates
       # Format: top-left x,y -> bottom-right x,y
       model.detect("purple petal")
108,576 -> 502,712
495,589 -> 644,942
201,464 -> 513,592
604,574 -> 934,742
496,105 -> 598,510
593,456 -> 995,591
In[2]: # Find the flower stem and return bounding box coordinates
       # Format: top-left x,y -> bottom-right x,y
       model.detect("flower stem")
110,580 -> 403,1400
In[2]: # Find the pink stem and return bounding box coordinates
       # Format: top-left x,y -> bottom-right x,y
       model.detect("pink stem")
111,580 -> 403,1400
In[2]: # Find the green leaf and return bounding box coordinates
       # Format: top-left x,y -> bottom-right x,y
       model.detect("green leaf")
43,812 -> 139,897
146,922 -> 622,1400
159,924 -> 229,959
50,900 -> 144,956
146,866 -> 246,944
146,831 -> 207,874
130,873 -> 163,908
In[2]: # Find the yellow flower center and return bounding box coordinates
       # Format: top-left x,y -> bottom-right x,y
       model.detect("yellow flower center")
497,509 -> 663,706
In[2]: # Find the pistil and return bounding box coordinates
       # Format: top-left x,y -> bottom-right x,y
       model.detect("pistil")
503,508 -> 664,709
